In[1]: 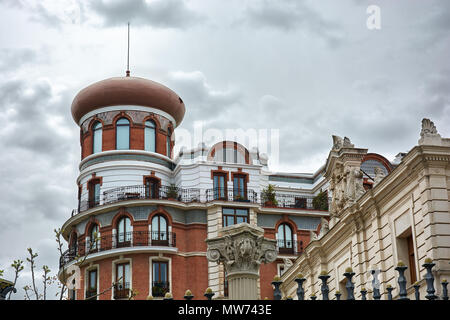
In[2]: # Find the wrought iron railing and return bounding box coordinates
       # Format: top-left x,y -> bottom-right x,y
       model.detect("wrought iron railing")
59,231 -> 176,268
152,281 -> 170,297
276,240 -> 304,255
113,282 -> 130,299
85,287 -> 97,300
71,185 -> 331,217
74,185 -> 201,215
205,188 -> 258,203
262,194 -> 331,211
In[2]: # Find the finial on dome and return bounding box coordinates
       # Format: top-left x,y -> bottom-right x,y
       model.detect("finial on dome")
126,22 -> 130,77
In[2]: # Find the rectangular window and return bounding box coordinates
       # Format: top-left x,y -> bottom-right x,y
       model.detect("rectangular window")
152,261 -> 169,297
88,180 -> 101,208
222,208 -> 249,227
145,178 -> 160,199
115,263 -> 130,299
86,269 -> 97,300
407,235 -> 417,284
233,175 -> 247,200
213,173 -> 227,200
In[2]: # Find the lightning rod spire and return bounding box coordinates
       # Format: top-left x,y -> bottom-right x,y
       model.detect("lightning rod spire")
126,22 -> 130,77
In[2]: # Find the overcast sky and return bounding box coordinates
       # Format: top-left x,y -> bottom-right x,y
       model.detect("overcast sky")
0,0 -> 449,299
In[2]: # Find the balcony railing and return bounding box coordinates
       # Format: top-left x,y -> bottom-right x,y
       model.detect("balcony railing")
75,185 -> 201,215
113,282 -> 130,299
152,281 -> 170,297
205,188 -> 258,203
85,287 -> 97,300
262,194 -> 331,211
276,240 -> 304,255
71,185 -> 331,217
59,231 -> 176,268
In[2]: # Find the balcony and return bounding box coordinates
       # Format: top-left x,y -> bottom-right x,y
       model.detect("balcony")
205,188 -> 258,203
276,240 -> 304,255
59,231 -> 176,268
152,281 -> 170,297
71,185 -> 330,217
113,282 -> 130,299
262,193 -> 331,211
85,287 -> 97,300
74,185 -> 201,216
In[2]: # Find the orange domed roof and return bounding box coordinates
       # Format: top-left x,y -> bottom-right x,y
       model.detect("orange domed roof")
71,76 -> 185,126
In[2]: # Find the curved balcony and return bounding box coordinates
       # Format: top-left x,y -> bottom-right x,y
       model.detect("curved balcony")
73,185 -> 201,216
59,231 -> 176,268
70,185 -> 330,218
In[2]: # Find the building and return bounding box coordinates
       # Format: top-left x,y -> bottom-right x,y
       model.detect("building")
279,119 -> 450,300
61,72 -> 389,300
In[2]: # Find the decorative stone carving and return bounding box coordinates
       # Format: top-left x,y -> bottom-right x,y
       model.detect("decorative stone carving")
332,135 -> 354,151
420,118 -> 438,137
206,224 -> 277,276
373,166 -> 386,187
318,218 -> 329,238
206,223 -> 277,300
283,258 -> 293,268
309,230 -> 318,241
419,118 -> 442,146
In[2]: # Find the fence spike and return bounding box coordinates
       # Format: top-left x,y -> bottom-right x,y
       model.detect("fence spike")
386,285 -> 394,300
413,282 -> 420,300
318,271 -> 330,300
343,267 -> 355,300
395,262 -> 409,300
271,276 -> 283,301
204,288 -> 215,300
441,279 -> 448,301
370,269 -> 381,300
184,289 -> 194,300
423,258 -> 438,300
294,274 -> 306,301
360,288 -> 367,300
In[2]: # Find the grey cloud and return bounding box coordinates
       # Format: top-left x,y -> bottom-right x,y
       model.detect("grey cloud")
1,0 -> 85,28
166,71 -> 242,122
89,0 -> 204,28
239,0 -> 344,47
0,48 -> 39,73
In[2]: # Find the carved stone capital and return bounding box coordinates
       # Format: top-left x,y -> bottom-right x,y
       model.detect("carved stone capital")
206,223 -> 277,278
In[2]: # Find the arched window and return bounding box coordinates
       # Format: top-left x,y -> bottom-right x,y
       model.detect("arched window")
166,129 -> 171,158
92,121 -> 102,154
117,216 -> 132,246
116,118 -> 130,150
89,224 -> 99,252
277,223 -> 293,254
145,120 -> 156,152
151,215 -> 168,245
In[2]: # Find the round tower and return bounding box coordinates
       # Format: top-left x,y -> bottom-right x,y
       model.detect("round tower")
59,75 -> 209,300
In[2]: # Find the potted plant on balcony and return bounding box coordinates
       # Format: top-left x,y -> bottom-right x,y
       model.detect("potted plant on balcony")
166,184 -> 179,201
312,190 -> 328,211
261,184 -> 278,207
